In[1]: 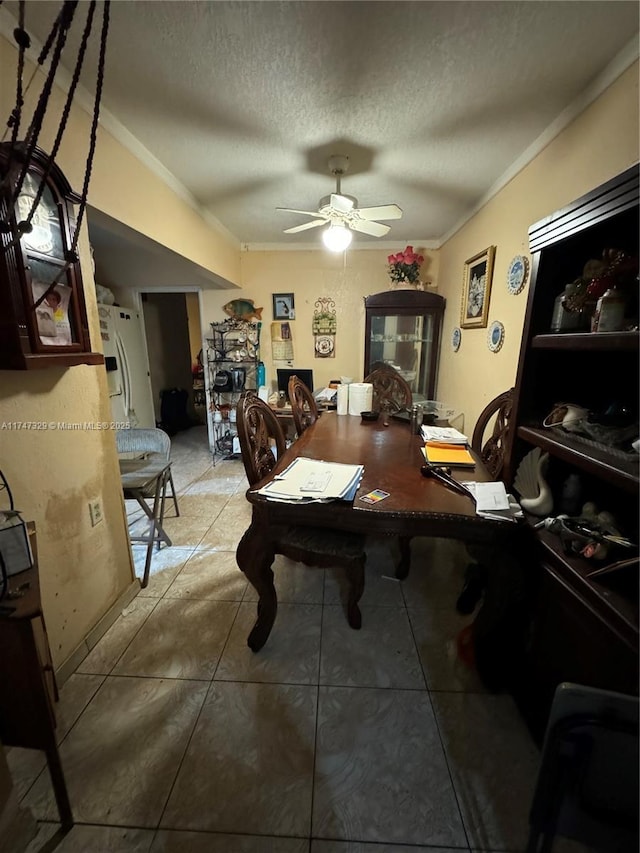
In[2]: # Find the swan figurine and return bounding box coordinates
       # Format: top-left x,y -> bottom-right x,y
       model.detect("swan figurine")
514,448 -> 553,517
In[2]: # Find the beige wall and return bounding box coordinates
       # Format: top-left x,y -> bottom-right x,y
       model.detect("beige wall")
200,248 -> 439,391
436,62 -> 639,434
0,33 -> 238,670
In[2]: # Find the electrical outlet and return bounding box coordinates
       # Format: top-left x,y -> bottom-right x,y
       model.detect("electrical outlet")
89,500 -> 103,527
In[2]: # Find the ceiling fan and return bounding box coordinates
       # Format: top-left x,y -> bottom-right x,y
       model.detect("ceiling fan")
277,155 -> 402,249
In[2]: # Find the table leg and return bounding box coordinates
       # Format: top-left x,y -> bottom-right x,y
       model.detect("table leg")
45,743 -> 73,830
345,559 -> 365,629
396,536 -> 412,579
236,521 -> 277,652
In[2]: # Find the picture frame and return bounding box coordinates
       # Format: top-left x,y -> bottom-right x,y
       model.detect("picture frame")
460,246 -> 495,329
272,293 -> 295,320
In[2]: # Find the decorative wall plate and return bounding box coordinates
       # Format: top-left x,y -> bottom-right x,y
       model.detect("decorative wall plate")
487,321 -> 505,352
315,335 -> 334,357
451,327 -> 461,352
506,255 -> 529,295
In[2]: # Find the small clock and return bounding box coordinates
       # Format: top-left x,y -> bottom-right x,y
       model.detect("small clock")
315,336 -> 334,357
506,255 -> 529,295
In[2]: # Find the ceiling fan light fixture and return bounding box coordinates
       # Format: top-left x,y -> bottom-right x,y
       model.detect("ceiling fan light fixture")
322,223 -> 352,252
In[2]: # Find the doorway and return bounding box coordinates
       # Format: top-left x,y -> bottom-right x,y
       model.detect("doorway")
139,291 -> 208,445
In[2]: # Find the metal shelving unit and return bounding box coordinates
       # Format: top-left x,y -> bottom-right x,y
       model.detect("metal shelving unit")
206,319 -> 260,461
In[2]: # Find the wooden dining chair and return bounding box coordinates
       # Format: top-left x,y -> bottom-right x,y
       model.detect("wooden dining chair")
288,374 -> 319,436
364,364 -> 413,412
471,387 -> 514,479
236,391 -> 366,630
457,388 -> 515,614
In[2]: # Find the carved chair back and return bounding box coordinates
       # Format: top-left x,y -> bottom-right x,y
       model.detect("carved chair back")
363,365 -> 413,412
236,391 -> 286,486
288,374 -> 319,436
471,388 -> 514,480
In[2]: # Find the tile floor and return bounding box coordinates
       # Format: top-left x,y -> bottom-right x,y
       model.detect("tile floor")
8,426 -> 544,852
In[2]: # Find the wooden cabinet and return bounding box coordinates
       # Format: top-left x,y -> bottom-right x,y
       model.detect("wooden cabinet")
506,165 -> 639,740
0,144 -> 102,370
364,290 -> 445,400
0,525 -> 73,828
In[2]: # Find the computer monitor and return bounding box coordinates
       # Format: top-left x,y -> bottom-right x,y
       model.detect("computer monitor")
277,368 -> 314,401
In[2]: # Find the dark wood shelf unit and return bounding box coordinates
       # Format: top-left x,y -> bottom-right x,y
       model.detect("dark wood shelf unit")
506,164 -> 639,740
535,526 -> 638,648
531,330 -> 638,351
517,425 -> 638,493
0,524 -> 73,828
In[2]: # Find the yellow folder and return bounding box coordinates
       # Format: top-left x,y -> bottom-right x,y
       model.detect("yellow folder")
424,442 -> 476,468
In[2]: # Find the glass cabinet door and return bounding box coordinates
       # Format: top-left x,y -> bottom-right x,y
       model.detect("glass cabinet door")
364,290 -> 445,400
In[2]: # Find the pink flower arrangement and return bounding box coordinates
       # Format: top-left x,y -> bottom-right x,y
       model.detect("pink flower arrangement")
387,245 -> 424,284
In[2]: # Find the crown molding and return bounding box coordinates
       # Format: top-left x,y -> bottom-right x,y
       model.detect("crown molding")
242,239 -> 440,253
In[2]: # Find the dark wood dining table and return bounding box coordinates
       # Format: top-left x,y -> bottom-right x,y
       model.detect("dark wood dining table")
238,412 -> 537,690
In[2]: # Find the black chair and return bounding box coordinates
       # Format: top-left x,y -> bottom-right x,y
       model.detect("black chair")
526,682 -> 639,853
288,374 -> 318,436
236,391 -> 366,630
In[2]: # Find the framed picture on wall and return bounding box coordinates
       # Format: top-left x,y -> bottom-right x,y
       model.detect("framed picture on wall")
460,246 -> 495,329
273,293 -> 295,320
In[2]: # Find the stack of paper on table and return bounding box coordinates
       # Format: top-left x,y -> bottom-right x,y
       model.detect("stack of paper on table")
462,481 -> 524,522
253,457 -> 364,503
421,444 -> 475,467
421,426 -> 468,444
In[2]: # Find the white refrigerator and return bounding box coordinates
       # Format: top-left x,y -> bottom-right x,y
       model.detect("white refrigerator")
98,304 -> 155,428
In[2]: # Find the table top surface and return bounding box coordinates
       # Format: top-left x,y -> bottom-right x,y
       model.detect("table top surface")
119,455 -> 170,490
248,412 -> 496,525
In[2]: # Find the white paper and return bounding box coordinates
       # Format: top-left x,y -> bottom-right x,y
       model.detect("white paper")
472,482 -> 510,511
255,457 -> 363,502
421,426 -> 468,444
462,482 -> 522,522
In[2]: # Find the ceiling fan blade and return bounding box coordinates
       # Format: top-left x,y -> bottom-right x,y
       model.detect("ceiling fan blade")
357,204 -> 403,221
276,207 -> 324,217
350,219 -> 390,237
330,193 -> 354,213
283,219 -> 327,234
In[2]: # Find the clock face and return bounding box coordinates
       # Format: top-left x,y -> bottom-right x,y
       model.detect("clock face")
315,336 -> 334,357
16,174 -> 64,258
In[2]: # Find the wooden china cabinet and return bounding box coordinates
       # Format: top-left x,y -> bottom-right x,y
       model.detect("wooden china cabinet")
506,165 -> 639,739
364,290 -> 445,400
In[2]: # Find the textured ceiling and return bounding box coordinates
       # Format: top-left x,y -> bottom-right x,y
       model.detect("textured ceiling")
3,1 -> 639,251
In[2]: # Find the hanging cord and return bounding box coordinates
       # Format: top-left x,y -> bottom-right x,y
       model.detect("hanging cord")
6,0 -> 29,153
0,469 -> 15,512
16,1 -> 97,268
31,0 -> 110,309
5,2 -> 78,213
1,0 -> 64,146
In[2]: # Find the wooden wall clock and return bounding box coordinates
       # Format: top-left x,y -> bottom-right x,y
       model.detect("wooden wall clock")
0,144 -> 102,370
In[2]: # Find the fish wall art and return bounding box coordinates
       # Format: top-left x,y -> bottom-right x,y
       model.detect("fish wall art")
223,299 -> 263,322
